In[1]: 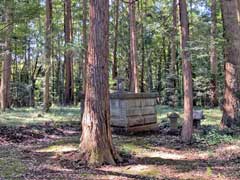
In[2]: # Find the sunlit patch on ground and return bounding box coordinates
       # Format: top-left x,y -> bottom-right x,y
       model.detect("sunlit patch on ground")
0,106 -> 240,180
138,151 -> 186,160
37,143 -> 78,153
0,146 -> 27,180
0,106 -> 80,126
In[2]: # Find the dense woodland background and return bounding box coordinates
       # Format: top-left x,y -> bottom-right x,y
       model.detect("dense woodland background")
0,0 -> 225,108
0,0 -> 240,178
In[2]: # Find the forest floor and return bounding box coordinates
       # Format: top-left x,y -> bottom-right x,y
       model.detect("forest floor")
0,106 -> 240,180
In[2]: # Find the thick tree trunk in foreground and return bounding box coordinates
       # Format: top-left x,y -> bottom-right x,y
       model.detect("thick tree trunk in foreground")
129,0 -> 139,93
221,0 -> 240,127
64,0 -> 74,105
0,1 -> 13,111
44,0 -> 52,112
79,0 -> 120,166
209,0 -> 218,107
179,0 -> 193,143
112,0 -> 120,79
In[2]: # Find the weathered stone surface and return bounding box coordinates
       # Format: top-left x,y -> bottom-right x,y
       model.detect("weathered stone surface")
127,108 -> 142,116
80,92 -> 159,133
125,99 -> 142,107
193,110 -> 204,129
111,118 -> 127,127
193,110 -> 204,120
144,115 -> 157,124
141,98 -> 156,106
141,106 -> 156,115
110,92 -> 159,99
128,116 -> 145,127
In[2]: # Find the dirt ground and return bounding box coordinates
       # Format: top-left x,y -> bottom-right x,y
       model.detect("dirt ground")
0,122 -> 240,180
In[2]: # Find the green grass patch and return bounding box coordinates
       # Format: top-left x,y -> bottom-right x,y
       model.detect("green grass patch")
0,147 -> 27,180
37,136 -> 80,153
0,105 -> 80,127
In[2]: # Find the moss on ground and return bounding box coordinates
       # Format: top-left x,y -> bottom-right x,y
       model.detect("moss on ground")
0,147 -> 27,180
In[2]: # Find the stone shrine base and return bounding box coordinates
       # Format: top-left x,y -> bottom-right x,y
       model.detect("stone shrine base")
110,92 -> 159,133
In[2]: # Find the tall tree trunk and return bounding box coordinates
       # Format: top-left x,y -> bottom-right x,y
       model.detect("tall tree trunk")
221,0 -> 240,127
210,0 -> 218,107
140,0 -> 145,92
82,0 -> 88,93
170,0 -> 177,74
79,0 -> 120,166
129,0 -> 139,93
157,52 -> 162,93
140,20 -> 145,92
0,0 -> 13,111
147,51 -> 153,92
166,0 -> 178,107
112,0 -> 120,79
64,0 -> 74,105
179,0 -> 193,143
44,0 -> 52,112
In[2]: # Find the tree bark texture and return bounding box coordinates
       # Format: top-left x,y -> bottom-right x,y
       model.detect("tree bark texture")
44,0 -> 52,112
79,0 -> 120,166
82,0 -> 88,93
221,0 -> 240,127
179,0 -> 193,143
112,0 -> 120,79
210,0 -> 218,107
129,0 -> 139,93
0,0 -> 13,111
170,0 -> 177,73
64,0 -> 74,105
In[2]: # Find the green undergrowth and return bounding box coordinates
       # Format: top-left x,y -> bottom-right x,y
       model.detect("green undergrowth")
0,105 -> 80,126
194,128 -> 235,145
0,147 -> 27,180
157,105 -> 222,125
37,136 -> 79,153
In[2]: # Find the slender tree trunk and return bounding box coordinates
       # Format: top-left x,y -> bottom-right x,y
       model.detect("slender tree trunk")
157,52 -> 162,93
82,0 -> 88,93
44,0 -> 52,112
166,0 -> 178,107
221,0 -> 240,127
210,0 -> 218,107
129,0 -> 139,93
140,0 -> 146,92
238,0 -> 240,13
140,20 -> 145,92
79,0 -> 120,166
170,0 -> 177,74
64,0 -> 74,105
162,37 -> 167,81
112,0 -> 120,79
147,51 -> 153,92
179,0 -> 193,143
0,0 -> 13,111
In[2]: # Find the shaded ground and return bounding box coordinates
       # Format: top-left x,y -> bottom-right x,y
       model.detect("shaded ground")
0,106 -> 240,180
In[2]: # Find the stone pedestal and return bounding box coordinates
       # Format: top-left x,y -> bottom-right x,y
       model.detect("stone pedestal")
110,92 -> 158,133
80,92 -> 159,133
193,110 -> 204,129
167,112 -> 180,135
167,112 -> 179,132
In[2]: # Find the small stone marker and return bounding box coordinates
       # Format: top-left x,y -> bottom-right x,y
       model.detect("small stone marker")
193,110 -> 204,129
117,77 -> 125,92
167,112 -> 180,133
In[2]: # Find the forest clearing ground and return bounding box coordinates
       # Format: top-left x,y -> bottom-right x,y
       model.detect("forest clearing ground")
0,106 -> 240,180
